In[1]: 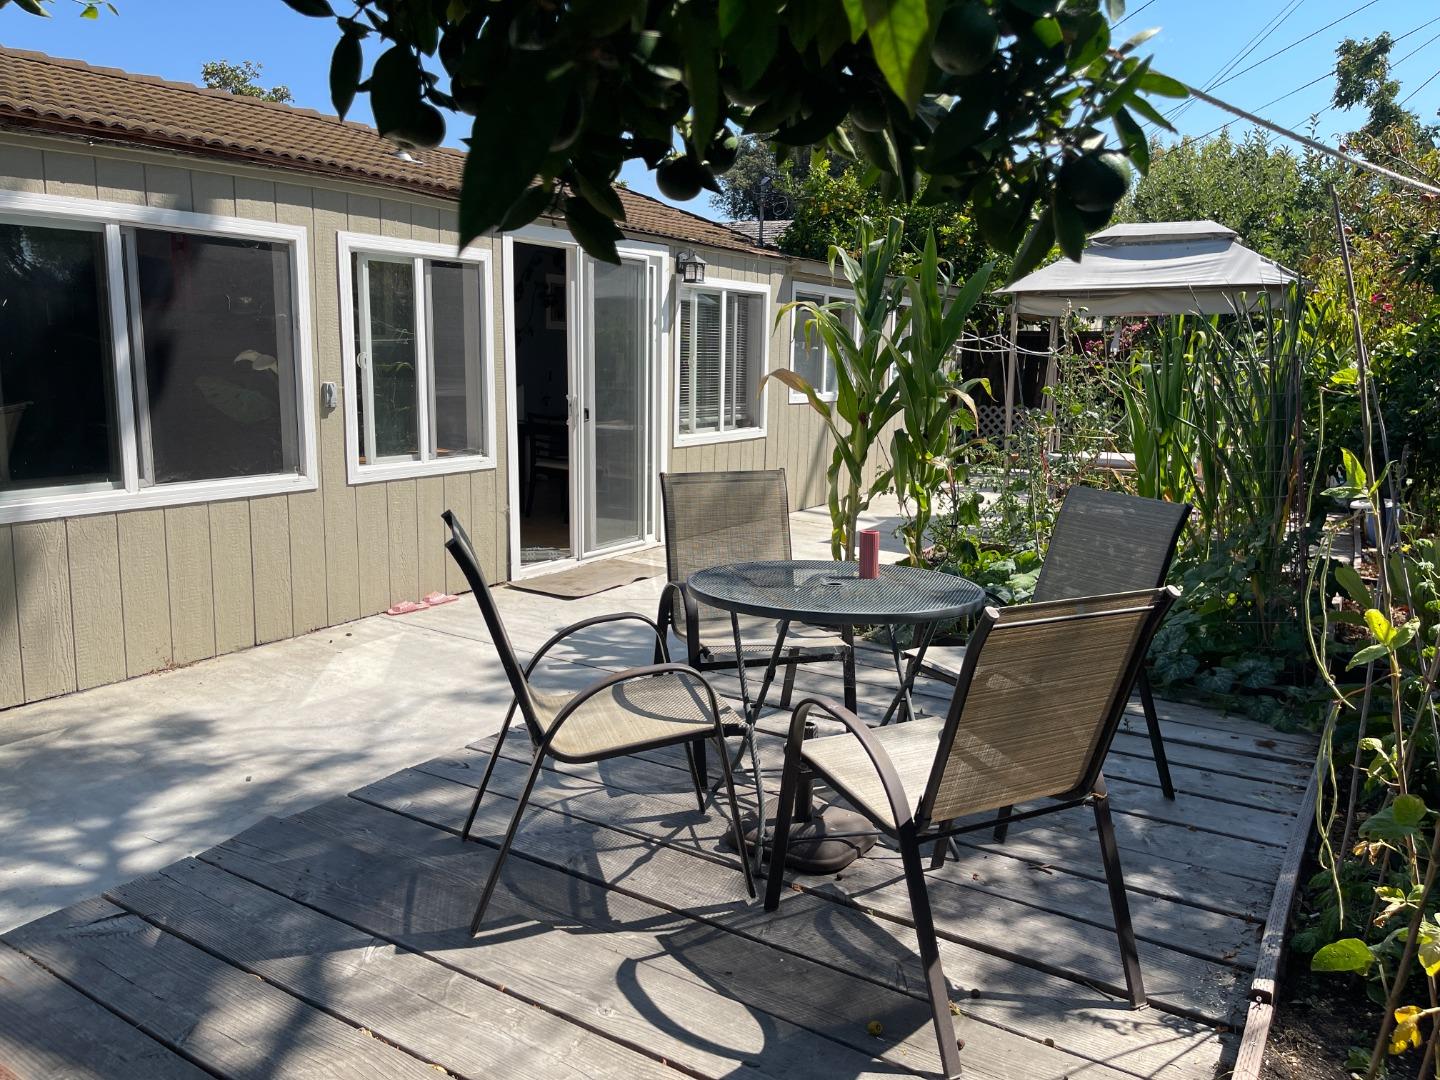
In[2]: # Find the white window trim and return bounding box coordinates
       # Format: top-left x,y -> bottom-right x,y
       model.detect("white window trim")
0,189 -> 318,526
788,283 -> 853,404
673,277 -> 770,448
337,232 -> 496,484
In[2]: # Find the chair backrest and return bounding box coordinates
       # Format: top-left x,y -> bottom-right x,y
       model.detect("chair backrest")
1033,487 -> 1191,603
660,470 -> 793,585
441,510 -> 544,742
918,587 -> 1177,825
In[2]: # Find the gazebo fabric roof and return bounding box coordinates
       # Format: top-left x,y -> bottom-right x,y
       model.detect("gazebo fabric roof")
998,219 -> 1295,317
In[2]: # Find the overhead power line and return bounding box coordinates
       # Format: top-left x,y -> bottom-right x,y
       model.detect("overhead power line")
1114,0 -> 1159,30
1182,84 -> 1440,194
1192,12 -> 1440,141
1209,0 -> 1382,92
1165,0 -> 1311,126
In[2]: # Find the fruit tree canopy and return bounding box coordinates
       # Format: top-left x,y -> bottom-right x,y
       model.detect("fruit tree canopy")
998,220 -> 1296,317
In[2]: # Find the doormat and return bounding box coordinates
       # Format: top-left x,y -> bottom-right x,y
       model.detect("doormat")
509,549 -> 666,599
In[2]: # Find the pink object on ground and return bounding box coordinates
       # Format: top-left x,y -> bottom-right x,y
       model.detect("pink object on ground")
385,600 -> 427,616
421,592 -> 458,607
859,529 -> 880,579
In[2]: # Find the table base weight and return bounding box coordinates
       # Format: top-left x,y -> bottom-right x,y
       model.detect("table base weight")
720,807 -> 879,874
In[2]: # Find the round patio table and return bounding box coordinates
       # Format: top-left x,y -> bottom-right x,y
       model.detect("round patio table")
688,559 -> 985,874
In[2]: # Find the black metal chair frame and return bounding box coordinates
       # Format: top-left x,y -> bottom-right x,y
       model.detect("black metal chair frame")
655,469 -> 851,790
764,588 -> 1178,1080
442,510 -> 754,934
912,486 -> 1191,801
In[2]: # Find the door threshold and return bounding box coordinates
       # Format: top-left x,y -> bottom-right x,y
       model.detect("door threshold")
511,540 -> 659,581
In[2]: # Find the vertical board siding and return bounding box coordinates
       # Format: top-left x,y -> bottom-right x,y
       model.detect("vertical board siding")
250,496 -> 294,644
164,505 -> 216,666
416,477 -> 445,597
65,515 -> 126,691
42,150 -> 97,198
386,481 -> 419,605
0,140 -> 836,706
0,528 -> 22,707
13,521 -> 76,700
209,502 -> 255,656
117,510 -> 172,678
0,143 -> 43,192
354,483 -> 391,615
312,187 -> 360,626
441,473 -> 472,595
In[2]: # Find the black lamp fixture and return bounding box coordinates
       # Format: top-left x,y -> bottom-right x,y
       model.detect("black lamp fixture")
676,248 -> 706,284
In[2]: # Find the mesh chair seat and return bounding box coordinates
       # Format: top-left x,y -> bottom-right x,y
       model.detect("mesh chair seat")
529,673 -> 745,760
802,716 -> 947,829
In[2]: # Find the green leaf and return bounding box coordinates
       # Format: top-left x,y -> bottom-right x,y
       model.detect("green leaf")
11,0 -> 50,14
1346,642 -> 1389,669
1333,562 -> 1372,607
845,0 -> 933,109
1138,71 -> 1188,98
1009,208 -> 1055,278
1393,794 -> 1428,828
1113,107 -> 1150,173
677,6 -> 722,151
1311,938 -> 1374,974
563,196 -> 622,264
1364,607 -> 1394,646
280,0 -> 334,16
329,33 -> 364,120
1360,802 -> 1422,843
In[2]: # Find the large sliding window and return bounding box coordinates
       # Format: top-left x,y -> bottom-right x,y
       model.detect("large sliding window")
340,234 -> 493,482
676,281 -> 767,444
789,286 -> 854,403
0,191 -> 315,524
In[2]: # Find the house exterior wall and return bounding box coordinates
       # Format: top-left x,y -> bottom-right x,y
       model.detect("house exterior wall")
0,132 -> 839,708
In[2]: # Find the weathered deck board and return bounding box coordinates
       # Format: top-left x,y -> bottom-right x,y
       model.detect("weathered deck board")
0,943 -> 208,1080
201,808 -> 1080,1079
104,858 -> 683,1080
4,897 -> 442,1079
0,562 -> 1317,1080
391,749 -> 1251,1020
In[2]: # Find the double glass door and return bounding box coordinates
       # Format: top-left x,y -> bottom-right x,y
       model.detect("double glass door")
581,253 -> 655,555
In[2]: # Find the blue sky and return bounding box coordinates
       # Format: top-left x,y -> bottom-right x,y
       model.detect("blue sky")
2,0 -> 1437,215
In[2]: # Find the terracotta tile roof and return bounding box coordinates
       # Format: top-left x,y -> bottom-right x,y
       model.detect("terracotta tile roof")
0,47 -> 771,256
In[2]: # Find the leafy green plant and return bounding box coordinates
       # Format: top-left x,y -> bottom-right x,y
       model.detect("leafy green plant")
272,0 -> 1180,267
889,232 -> 992,565
768,216 -> 907,560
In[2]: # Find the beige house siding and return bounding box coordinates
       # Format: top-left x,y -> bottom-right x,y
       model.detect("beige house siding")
0,135 -> 507,707
0,132 -> 863,709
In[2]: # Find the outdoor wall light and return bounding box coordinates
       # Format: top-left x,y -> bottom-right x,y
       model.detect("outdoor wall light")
676,249 -> 706,284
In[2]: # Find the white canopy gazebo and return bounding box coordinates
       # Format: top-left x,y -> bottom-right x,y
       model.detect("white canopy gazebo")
992,220 -> 1296,433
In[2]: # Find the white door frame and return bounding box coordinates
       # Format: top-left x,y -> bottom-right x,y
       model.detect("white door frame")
502,225 -> 670,581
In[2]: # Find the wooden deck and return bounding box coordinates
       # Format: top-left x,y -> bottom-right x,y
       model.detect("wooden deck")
0,574 -> 1318,1080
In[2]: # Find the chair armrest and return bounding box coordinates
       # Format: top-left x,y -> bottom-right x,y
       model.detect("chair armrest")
542,663 -> 724,750
524,611 -> 670,677
787,695 -> 915,831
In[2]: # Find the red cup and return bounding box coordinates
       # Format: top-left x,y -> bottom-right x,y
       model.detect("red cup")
859,529 -> 880,579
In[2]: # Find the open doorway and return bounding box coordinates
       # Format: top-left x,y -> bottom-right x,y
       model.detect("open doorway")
512,242 -> 571,566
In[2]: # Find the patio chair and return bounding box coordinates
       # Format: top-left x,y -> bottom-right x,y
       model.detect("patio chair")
766,587 -> 1178,1080
908,485 -> 1190,799
441,510 -> 754,933
656,470 -> 852,780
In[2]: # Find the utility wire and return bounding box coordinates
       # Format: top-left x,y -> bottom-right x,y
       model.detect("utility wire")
1114,0 -> 1159,30
1192,13 -> 1440,141
1399,65 -> 1440,109
1165,0 -> 1310,125
1209,0 -> 1382,92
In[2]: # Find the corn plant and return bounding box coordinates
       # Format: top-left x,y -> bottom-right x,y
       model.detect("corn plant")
890,233 -> 993,566
767,216 -> 908,560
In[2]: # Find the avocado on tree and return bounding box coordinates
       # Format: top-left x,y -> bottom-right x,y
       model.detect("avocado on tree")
262,0 -> 1184,268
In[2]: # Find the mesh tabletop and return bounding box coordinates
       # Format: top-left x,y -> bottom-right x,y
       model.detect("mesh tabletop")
687,560 -> 986,626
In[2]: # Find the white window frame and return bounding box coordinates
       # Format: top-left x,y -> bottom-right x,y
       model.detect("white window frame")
337,232 -> 496,484
674,278 -> 769,447
0,189 -> 317,526
788,283 -> 854,404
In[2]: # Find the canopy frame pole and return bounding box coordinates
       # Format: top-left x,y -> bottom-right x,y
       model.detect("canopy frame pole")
1044,315 -> 1060,455
1003,303 -> 1018,439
